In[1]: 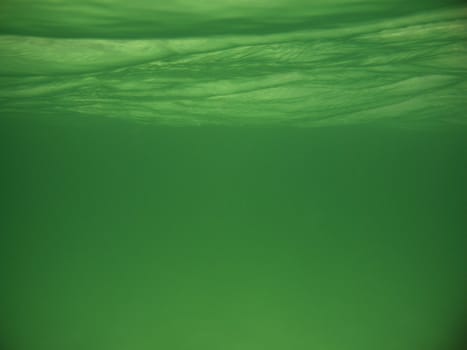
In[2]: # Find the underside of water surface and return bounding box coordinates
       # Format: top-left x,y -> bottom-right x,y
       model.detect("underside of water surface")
0,0 -> 466,126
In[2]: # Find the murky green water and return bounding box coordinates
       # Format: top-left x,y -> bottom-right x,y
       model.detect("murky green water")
1,1 -> 466,350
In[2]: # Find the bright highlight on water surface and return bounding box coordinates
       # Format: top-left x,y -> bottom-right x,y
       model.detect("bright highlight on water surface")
0,0 -> 466,126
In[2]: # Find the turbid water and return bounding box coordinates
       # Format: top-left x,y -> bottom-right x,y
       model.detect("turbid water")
0,1 -> 466,350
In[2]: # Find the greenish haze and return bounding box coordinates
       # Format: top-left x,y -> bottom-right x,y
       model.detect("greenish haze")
0,1 -> 467,350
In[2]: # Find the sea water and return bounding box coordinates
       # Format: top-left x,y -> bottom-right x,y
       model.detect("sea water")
0,1 -> 466,350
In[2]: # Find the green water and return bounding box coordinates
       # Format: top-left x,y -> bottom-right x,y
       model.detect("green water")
1,1 -> 467,349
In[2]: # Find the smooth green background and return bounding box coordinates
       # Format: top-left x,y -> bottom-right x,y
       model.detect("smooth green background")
1,116 -> 466,350
1,0 -> 467,349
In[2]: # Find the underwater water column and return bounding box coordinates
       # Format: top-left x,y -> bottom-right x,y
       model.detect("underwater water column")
0,1 -> 466,350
